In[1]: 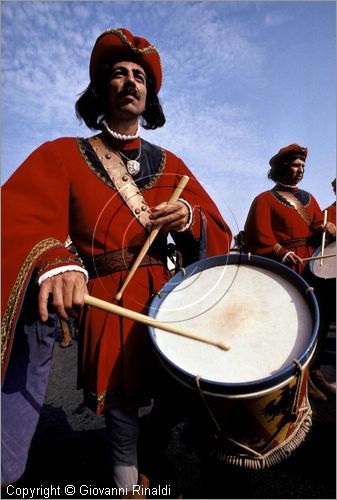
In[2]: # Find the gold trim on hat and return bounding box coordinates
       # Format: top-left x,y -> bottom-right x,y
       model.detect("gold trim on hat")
98,28 -> 161,57
95,28 -> 162,81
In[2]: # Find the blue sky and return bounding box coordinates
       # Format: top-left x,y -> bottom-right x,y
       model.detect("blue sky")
1,1 -> 336,238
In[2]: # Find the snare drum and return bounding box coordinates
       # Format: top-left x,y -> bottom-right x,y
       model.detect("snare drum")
309,240 -> 336,280
148,253 -> 319,469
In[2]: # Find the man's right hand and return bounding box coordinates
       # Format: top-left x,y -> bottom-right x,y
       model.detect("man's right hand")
283,251 -> 303,266
38,271 -> 88,322
324,221 -> 336,238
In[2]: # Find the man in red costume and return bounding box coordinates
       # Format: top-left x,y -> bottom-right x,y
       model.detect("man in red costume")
244,144 -> 335,401
244,144 -> 335,271
1,28 -> 232,492
308,177 -> 336,398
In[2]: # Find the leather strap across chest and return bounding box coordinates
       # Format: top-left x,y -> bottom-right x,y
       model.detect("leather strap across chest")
88,137 -> 152,230
276,190 -> 313,227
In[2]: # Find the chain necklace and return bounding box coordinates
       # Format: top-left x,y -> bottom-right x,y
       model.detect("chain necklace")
117,143 -> 142,176
101,120 -> 141,175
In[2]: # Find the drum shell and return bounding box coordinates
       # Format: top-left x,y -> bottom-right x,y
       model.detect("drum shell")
200,365 -> 311,465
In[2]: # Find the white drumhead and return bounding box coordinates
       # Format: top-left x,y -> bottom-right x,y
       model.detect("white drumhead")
152,263 -> 313,384
311,240 -> 336,279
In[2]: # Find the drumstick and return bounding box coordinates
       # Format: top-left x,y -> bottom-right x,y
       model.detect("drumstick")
302,253 -> 336,262
115,175 -> 189,300
320,209 -> 328,266
84,294 -> 230,351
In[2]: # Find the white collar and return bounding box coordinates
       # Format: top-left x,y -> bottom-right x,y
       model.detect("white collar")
276,181 -> 299,189
102,119 -> 140,141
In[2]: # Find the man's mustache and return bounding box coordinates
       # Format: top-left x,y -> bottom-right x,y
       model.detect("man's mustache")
118,83 -> 140,100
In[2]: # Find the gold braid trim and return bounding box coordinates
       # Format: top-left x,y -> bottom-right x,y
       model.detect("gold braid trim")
271,190 -> 313,226
140,148 -> 166,192
37,255 -> 84,275
97,392 -> 106,412
84,387 -> 151,414
272,243 -> 284,257
97,28 -> 161,59
276,191 -> 312,227
76,137 -> 167,193
77,136 -> 115,190
1,238 -> 62,370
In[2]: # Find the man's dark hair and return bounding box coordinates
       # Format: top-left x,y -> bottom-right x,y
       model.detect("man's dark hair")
268,163 -> 289,182
75,58 -> 165,130
268,156 -> 304,182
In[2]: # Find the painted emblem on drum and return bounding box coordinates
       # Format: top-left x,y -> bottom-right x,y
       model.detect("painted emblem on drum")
262,385 -> 297,422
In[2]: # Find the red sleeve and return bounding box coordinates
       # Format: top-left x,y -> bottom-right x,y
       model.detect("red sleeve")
244,193 -> 287,260
1,140 -> 84,376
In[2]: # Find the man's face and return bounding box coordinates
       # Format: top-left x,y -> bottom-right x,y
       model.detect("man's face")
282,158 -> 305,185
105,60 -> 147,121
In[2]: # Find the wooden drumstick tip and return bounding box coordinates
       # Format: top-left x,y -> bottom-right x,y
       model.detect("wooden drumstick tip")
84,294 -> 230,352
217,341 -> 231,351
115,291 -> 122,301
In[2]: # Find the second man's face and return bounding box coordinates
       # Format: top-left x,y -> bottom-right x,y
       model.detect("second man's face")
282,158 -> 305,185
105,60 -> 147,121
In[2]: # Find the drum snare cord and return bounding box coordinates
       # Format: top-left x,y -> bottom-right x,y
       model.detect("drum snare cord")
291,359 -> 309,416
194,375 -> 263,459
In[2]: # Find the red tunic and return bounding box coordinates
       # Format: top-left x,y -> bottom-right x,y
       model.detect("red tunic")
244,186 -> 323,274
1,136 -> 232,413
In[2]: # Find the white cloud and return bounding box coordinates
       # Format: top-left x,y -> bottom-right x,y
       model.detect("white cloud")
2,1 -> 265,149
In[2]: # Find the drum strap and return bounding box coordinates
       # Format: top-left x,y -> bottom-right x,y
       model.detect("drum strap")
276,191 -> 313,227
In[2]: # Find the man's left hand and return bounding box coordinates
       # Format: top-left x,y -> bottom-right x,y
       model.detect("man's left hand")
323,221 -> 336,237
150,201 -> 189,231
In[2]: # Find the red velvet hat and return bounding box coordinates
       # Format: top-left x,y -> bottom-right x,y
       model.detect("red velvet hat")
89,28 -> 162,94
269,144 -> 308,167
